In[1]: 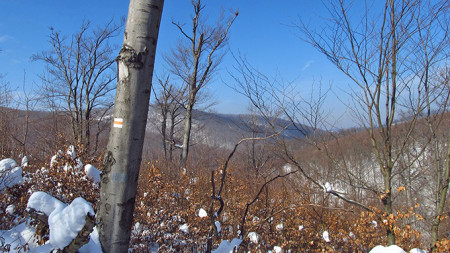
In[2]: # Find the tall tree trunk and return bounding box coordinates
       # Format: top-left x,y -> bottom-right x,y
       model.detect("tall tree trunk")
97,1 -> 164,252
180,99 -> 193,167
161,111 -> 167,159
431,137 -> 450,251
169,112 -> 176,161
382,165 -> 395,245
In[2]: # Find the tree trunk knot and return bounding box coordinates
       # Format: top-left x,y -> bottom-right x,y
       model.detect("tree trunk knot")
118,45 -> 146,69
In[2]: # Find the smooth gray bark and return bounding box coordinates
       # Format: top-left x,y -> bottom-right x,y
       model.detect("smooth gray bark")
97,0 -> 164,252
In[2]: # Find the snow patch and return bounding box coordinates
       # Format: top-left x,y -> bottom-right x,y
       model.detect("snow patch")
84,164 -> 101,182
273,246 -> 282,253
369,245 -> 406,253
323,231 -> 330,242
276,223 -> 284,231
48,197 -> 95,249
324,182 -> 332,193
409,249 -> 427,253
212,238 -> 242,253
6,204 -> 15,215
179,223 -> 189,234
0,158 -> 23,190
215,221 -> 221,233
198,208 -> 208,218
248,232 -> 260,244
27,191 -> 67,216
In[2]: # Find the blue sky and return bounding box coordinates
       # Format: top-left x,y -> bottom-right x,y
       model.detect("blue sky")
0,0 -> 353,126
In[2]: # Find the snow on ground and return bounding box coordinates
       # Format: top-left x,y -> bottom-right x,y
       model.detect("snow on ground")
1,191 -> 100,252
323,231 -> 330,242
276,223 -> 284,231
198,208 -> 208,218
369,245 -> 406,253
248,232 -> 259,244
84,164 -> 101,183
409,249 -> 427,253
215,221 -> 222,234
272,246 -> 282,253
0,158 -> 23,190
0,155 -> 431,252
211,238 -> 242,253
324,182 -> 332,193
179,223 -> 189,234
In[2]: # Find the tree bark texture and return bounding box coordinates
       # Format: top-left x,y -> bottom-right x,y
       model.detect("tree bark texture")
97,1 -> 164,252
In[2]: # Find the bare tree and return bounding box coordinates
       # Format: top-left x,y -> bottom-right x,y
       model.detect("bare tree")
97,0 -> 164,252
152,75 -> 186,161
0,75 -> 13,157
166,0 -> 238,167
33,19 -> 122,154
297,0 -> 448,245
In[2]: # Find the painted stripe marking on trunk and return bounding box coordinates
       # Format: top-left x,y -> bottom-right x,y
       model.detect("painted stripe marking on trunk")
113,118 -> 123,128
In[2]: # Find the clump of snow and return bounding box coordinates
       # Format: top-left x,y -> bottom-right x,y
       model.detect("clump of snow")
0,158 -> 23,190
409,249 -> 427,253
349,231 -> 355,239
21,156 -> 29,167
215,221 -> 221,233
198,208 -> 208,218
84,164 -> 101,182
323,231 -> 330,242
179,223 -> 189,234
67,145 -> 76,159
298,225 -> 304,231
6,204 -> 15,215
48,197 -> 95,249
212,238 -> 242,253
276,223 -> 284,231
371,220 -> 378,228
369,245 -> 406,253
248,232 -> 260,244
27,191 -> 67,216
324,182 -> 332,193
273,246 -> 282,253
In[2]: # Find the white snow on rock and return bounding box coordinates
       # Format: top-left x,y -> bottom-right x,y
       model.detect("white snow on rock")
0,158 -> 23,190
323,231 -> 330,242
198,208 -> 208,218
324,182 -> 332,193
48,197 -> 95,249
27,191 -> 67,216
248,232 -> 260,244
369,245 -> 406,253
84,164 -> 101,182
212,238 -> 242,253
179,223 -> 189,234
